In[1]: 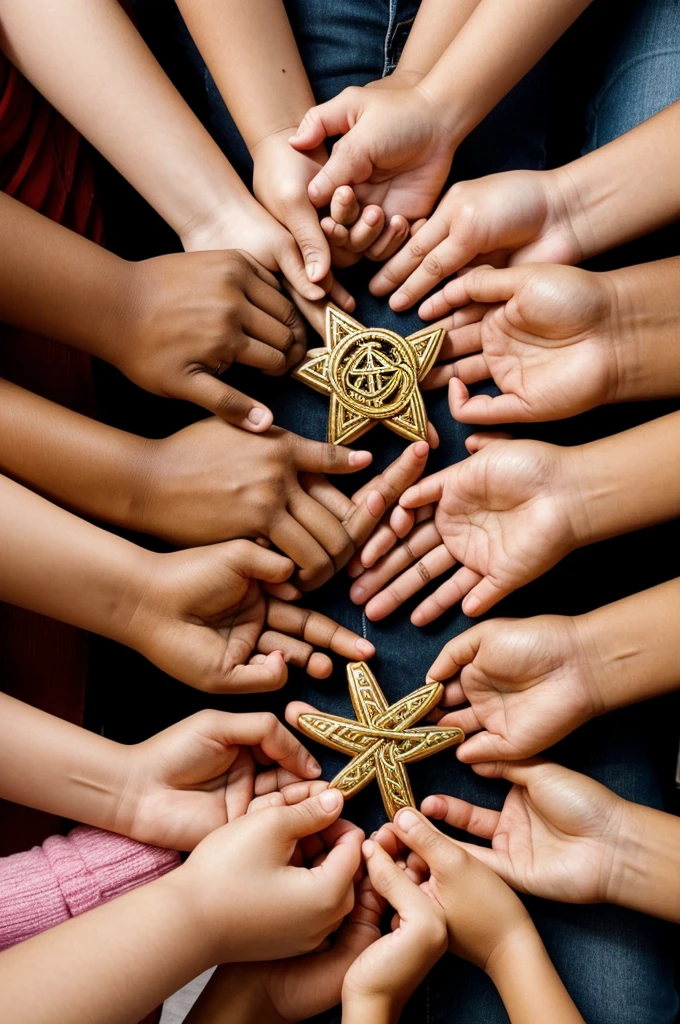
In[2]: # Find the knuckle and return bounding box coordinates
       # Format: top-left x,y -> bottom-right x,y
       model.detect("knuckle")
423,253 -> 443,277
213,389 -> 247,419
256,711 -> 279,733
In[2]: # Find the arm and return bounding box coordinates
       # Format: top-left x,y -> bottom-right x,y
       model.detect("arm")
390,0 -> 482,84
487,929 -> 586,1024
0,0 -> 322,298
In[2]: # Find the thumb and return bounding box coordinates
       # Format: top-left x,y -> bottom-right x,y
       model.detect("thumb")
391,807 -> 463,873
290,95 -> 354,151
226,538 -> 294,586
363,838 -> 431,916
444,265 -> 524,308
182,372 -> 273,432
285,203 -> 332,283
275,787 -> 345,843
307,139 -> 374,208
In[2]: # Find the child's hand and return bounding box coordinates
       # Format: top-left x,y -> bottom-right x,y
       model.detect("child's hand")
123,539 -> 374,692
429,615 -> 601,761
370,168 -> 584,310
341,840 -> 448,1020
184,874 -> 382,1023
422,760 -> 627,905
133,423 -> 429,591
351,437 -> 581,622
290,86 -> 456,224
118,250 -> 309,432
175,788 -> 363,962
116,711 -> 321,851
422,264 -> 619,422
376,809 -> 534,972
322,186 -> 410,268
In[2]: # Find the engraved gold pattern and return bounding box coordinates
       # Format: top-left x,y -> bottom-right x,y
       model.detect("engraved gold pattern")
292,305 -> 445,445
297,662 -> 464,820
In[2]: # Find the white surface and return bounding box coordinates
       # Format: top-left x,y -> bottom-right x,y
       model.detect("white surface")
160,969 -> 215,1024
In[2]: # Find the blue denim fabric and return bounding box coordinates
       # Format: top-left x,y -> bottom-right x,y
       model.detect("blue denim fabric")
130,2 -> 680,1021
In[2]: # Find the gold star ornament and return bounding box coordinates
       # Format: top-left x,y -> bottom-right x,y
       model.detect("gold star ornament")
292,304 -> 445,445
296,662 -> 464,820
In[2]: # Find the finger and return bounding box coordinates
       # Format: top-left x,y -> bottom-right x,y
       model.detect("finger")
455,730 -> 511,763
344,440 -> 430,547
471,757 -> 551,787
330,185 -> 361,226
436,707 -> 482,738
217,651 -> 290,693
391,808 -> 470,874
449,378 -> 530,425
358,521 -> 400,570
328,276 -> 357,312
270,514 -> 335,589
400,468 -> 447,509
441,681 -> 465,706
369,216 -> 450,299
248,791 -> 286,813
427,625 -> 484,683
240,259 -> 306,350
307,138 -> 374,208
240,300 -> 301,354
448,354 -> 490,387
263,581 -> 301,602
285,201 -> 333,283
428,265 -> 524,314
254,768 -> 307,795
419,795 -> 500,840
462,575 -> 508,617
365,215 -> 410,263
216,710 -> 321,778
294,436 -> 373,476
311,817 -> 364,900
288,488 -> 355,572
277,237 -> 329,303
411,566 -> 483,626
345,206 -> 385,253
256,630 -> 332,678
301,474 -> 355,523
362,839 -> 435,919
181,373 -> 273,432
235,335 -> 288,375
224,746 -> 255,821
364,545 -> 457,622
322,217 -> 350,245
350,521 -> 443,606
267,598 -> 375,661
290,96 -> 354,152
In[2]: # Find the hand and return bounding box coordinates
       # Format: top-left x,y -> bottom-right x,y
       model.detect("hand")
290,85 -> 456,223
175,788 -> 363,962
420,264 -> 620,422
375,808 -> 534,972
122,539 -> 375,692
134,423 -> 429,589
185,874 -> 381,1024
115,710 -> 323,852
351,437 -> 582,623
421,759 -> 627,905
429,615 -> 602,762
342,840 -> 447,1020
115,250 -> 308,431
322,186 -> 410,269
370,168 -> 584,311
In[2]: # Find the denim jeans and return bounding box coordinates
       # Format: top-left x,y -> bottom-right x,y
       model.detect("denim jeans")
128,2 -> 680,1021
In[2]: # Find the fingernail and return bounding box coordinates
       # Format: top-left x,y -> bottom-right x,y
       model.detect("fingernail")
320,788 -> 342,812
349,450 -> 371,466
306,261 -> 319,281
247,407 -> 266,426
370,831 -> 378,840
355,638 -> 374,657
392,291 -> 406,309
395,808 -> 419,832
307,756 -> 322,776
425,676 -> 439,685
464,596 -> 480,615
352,586 -> 365,601
363,839 -> 375,857
414,441 -> 429,457
364,208 -> 380,226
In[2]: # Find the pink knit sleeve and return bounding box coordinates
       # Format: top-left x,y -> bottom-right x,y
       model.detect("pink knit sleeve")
0,826 -> 180,950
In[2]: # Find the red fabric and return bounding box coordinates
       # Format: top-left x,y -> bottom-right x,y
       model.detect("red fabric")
0,52 -> 102,857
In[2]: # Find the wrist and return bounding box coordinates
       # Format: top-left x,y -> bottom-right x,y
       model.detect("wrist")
603,799 -> 680,920
341,990 -> 396,1024
413,78 -> 467,148
485,917 -> 545,985
570,609 -> 625,719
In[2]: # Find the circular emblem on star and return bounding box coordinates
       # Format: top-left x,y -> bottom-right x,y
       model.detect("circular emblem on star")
329,329 -> 417,420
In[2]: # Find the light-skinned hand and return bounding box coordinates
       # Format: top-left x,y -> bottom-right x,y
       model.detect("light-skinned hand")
370,167 -> 584,310
351,436 -> 581,623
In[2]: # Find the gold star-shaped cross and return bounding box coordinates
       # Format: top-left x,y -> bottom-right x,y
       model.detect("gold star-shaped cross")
296,661 -> 464,820
292,305 -> 444,445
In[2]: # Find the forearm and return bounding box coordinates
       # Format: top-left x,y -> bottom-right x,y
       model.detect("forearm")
176,0 -> 315,148
487,925 -> 585,1024
0,379 -> 148,527
0,474 -> 147,639
0,693 -> 127,829
575,579 -> 680,714
394,0 -> 481,80
567,411 -> 680,545
342,996 -> 395,1024
419,0 -> 591,144
0,872 -> 212,1024
554,100 -> 680,259
608,257 -> 680,402
608,803 -> 680,921
184,966 -> 282,1024
0,0 -> 247,239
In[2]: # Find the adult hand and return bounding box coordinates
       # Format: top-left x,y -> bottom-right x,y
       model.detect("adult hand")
419,264 -> 619,421
421,760 -> 627,905
123,539 -> 374,692
370,168 -> 584,311
177,788 -> 363,962
351,437 -> 582,623
290,85 -> 456,224
428,616 -> 601,762
116,711 -> 321,851
119,250 -> 307,431
375,808 -> 534,972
